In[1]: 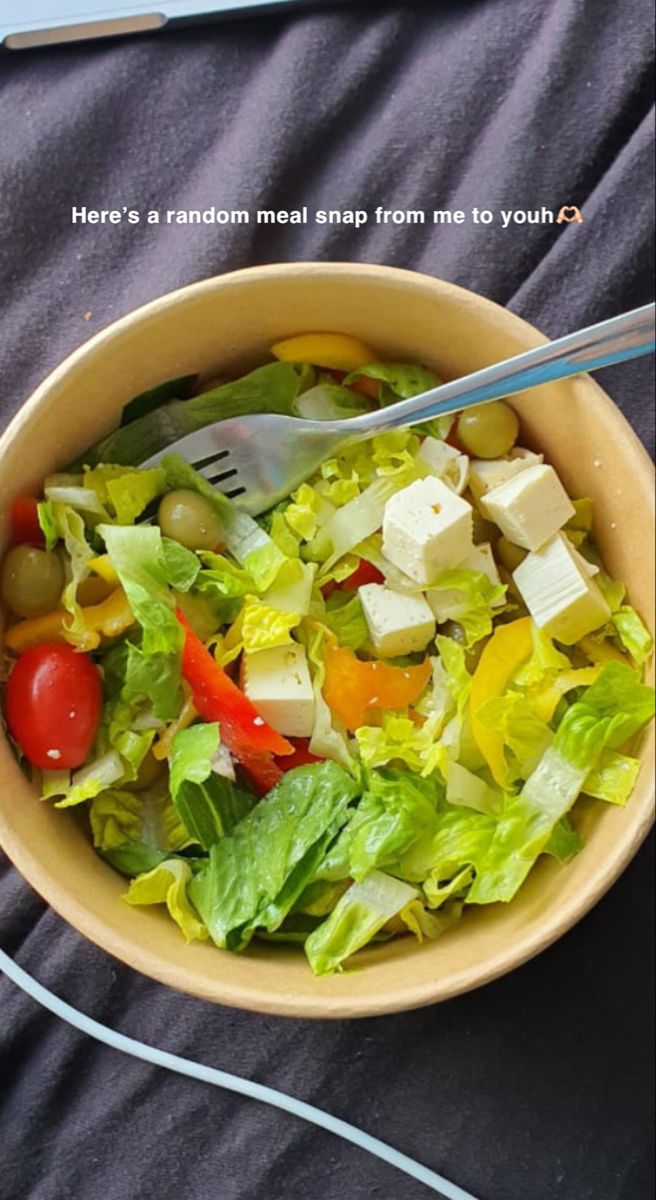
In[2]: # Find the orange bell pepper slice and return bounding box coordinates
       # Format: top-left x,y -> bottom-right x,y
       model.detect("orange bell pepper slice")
323,638 -> 432,733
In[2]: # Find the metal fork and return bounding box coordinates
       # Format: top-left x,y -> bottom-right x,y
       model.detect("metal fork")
141,304 -> 655,516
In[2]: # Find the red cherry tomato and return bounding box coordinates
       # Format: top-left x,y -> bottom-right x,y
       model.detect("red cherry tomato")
349,375 -> 380,401
276,738 -> 323,771
5,644 -> 102,770
10,497 -> 45,548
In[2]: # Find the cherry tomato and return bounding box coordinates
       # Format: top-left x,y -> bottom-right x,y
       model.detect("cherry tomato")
276,738 -> 323,771
321,558 -> 385,599
5,644 -> 102,770
10,497 -> 45,549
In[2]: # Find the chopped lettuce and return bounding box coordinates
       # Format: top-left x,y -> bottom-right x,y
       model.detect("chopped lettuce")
189,762 -> 359,951
322,592 -> 369,650
468,663 -> 655,904
356,713 -> 443,777
611,606 -> 654,666
125,859 -> 208,943
79,362 -> 305,469
170,723 -> 255,848
90,784 -> 194,876
583,749 -> 641,806
83,464 -> 167,526
305,870 -> 419,975
427,569 -> 506,646
240,596 -> 300,653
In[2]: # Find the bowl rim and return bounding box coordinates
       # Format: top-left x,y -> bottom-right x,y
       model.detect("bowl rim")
0,261 -> 653,1019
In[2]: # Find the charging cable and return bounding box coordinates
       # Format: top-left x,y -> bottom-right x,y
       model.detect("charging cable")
0,947 -> 481,1200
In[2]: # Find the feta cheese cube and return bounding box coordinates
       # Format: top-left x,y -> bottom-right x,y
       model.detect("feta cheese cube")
468,448 -> 543,503
242,643 -> 315,737
417,437 -> 469,494
382,476 -> 474,585
426,543 -> 502,623
359,583 -> 436,657
480,464 -> 575,551
513,533 -> 611,644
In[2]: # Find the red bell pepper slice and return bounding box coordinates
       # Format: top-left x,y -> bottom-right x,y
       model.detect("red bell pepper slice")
176,611 -> 294,791
321,558 -> 385,599
10,497 -> 45,548
276,737 -> 323,771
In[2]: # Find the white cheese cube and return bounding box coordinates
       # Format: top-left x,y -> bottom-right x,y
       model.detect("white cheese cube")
382,477 -> 474,586
242,643 -> 315,737
464,543 -> 502,588
417,437 -> 469,494
480,464 -> 575,551
468,448 -> 543,503
426,543 -> 502,623
513,533 -> 611,644
359,583 -> 436,657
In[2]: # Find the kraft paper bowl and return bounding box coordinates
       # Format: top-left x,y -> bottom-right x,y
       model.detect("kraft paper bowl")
0,264 -> 653,1018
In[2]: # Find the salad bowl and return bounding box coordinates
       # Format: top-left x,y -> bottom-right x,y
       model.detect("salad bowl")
0,262 -> 653,1018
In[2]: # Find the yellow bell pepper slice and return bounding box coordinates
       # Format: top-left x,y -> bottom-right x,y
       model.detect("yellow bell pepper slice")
271,332 -> 377,372
63,587 -> 136,653
578,635 -> 629,666
531,666 -> 602,724
4,609 -> 68,653
470,617 -> 534,789
5,587 -> 135,655
88,554 -> 121,588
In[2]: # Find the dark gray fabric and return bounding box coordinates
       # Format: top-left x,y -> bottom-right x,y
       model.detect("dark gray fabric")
0,2 -> 654,1198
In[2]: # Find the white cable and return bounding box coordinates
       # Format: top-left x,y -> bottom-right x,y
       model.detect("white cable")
0,947 -> 480,1200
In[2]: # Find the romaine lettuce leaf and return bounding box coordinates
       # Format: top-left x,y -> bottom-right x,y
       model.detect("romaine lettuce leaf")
321,768 -> 444,883
80,362 -> 304,468
98,524 -> 183,658
583,749 -> 641,806
83,464 -> 167,526
322,592 -> 369,651
161,538 -> 201,592
170,723 -> 255,848
467,662 -> 655,904
356,713 -> 443,776
305,870 -> 419,975
189,761 -> 359,951
427,569 -> 506,646
90,785 -> 194,876
124,859 -> 208,942
611,606 -> 654,666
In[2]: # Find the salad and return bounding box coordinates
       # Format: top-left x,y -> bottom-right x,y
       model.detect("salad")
1,332 -> 654,976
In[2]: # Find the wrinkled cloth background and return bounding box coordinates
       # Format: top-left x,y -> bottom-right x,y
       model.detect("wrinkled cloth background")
0,2 -> 654,1198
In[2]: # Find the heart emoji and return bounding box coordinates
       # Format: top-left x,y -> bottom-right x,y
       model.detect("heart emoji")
556,205 -> 583,224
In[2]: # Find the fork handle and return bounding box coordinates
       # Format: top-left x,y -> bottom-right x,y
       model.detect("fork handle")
348,304 -> 656,433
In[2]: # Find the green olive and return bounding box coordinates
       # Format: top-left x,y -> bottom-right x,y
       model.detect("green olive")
1,544 -> 66,618
497,536 -> 527,572
457,401 -> 520,459
158,490 -> 224,551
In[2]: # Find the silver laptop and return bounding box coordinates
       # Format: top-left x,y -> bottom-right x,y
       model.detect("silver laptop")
1,0 -> 336,50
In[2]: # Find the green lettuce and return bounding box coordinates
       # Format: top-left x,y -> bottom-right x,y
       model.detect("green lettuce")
83,464 -> 167,526
322,592 -> 369,650
427,569 -> 506,646
90,784 -> 194,877
98,524 -> 182,657
79,362 -> 305,468
189,762 -> 359,951
305,870 -> 419,976
583,749 -> 641,806
170,723 -> 255,848
611,607 -> 654,666
125,859 -> 208,943
161,538 -> 201,592
467,663 -> 655,904
320,769 -> 444,883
